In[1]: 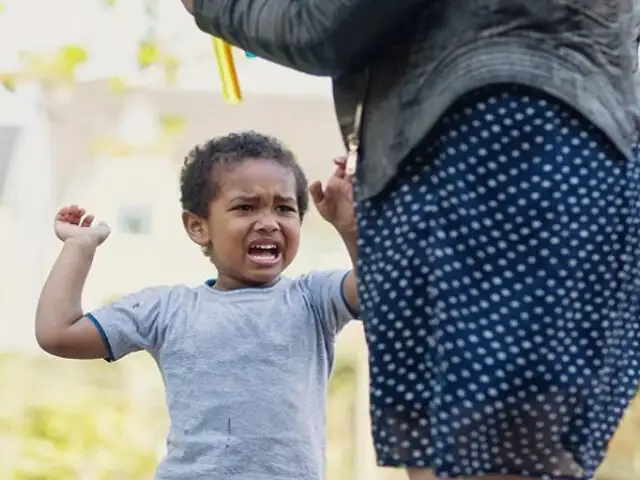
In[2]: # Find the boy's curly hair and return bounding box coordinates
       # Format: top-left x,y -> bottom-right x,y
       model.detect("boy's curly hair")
180,131 -> 310,218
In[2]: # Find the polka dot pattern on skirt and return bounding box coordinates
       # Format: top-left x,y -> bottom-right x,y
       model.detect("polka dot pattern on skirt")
355,84 -> 640,479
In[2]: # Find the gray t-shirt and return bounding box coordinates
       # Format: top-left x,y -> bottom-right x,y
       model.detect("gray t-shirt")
86,270 -> 357,480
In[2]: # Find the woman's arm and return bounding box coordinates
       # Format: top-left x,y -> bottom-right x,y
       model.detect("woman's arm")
182,0 -> 424,76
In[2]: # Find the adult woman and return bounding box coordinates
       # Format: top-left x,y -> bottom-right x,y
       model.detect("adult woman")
182,1 -> 640,479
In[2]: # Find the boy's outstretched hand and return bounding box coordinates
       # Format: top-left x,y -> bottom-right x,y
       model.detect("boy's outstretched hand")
55,205 -> 110,247
309,157 -> 356,235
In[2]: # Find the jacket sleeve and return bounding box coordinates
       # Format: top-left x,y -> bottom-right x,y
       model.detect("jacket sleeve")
191,0 -> 423,77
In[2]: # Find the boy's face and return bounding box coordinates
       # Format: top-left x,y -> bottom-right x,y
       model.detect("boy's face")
183,158 -> 302,290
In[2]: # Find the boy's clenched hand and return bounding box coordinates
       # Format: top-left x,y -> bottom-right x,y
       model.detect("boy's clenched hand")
309,157 -> 356,235
54,205 -> 110,247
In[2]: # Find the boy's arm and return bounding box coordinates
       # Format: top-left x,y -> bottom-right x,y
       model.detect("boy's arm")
35,239 -> 108,359
183,0 -> 424,76
38,206 -> 166,361
339,229 -> 359,315
302,268 -> 359,338
309,156 -> 359,317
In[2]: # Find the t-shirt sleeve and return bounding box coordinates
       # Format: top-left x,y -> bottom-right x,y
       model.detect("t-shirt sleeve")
85,286 -> 172,362
300,270 -> 359,337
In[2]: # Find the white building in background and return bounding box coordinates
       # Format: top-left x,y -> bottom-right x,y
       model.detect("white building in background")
0,86 -> 56,352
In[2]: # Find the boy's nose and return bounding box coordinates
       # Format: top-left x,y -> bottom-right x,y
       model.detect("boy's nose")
255,215 -> 280,232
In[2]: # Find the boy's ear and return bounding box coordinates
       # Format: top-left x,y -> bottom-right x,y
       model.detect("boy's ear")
182,210 -> 211,247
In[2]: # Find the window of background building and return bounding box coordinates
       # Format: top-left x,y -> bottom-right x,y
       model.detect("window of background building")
116,205 -> 152,235
0,126 -> 22,200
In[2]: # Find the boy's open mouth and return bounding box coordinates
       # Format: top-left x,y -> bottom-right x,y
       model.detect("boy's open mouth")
246,242 -> 281,266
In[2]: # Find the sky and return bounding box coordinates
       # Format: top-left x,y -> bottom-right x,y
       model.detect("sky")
0,0 -> 333,98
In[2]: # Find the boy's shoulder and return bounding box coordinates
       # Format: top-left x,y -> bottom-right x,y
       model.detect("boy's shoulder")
129,283 -> 200,298
288,269 -> 350,292
123,269 -> 348,306
117,283 -> 203,310
280,270 -> 349,295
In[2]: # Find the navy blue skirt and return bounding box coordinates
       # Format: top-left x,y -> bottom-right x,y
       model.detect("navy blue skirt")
355,85 -> 640,479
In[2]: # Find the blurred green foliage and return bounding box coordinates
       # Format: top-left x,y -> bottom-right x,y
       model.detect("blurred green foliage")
326,352 -> 357,479
0,353 -> 166,479
0,348 -> 359,479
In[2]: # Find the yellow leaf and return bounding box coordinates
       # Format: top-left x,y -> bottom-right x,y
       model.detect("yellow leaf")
54,45 -> 87,79
0,74 -> 16,91
15,45 -> 88,83
58,45 -> 88,64
137,41 -> 159,69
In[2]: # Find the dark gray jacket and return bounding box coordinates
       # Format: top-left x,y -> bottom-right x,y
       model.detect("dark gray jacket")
192,0 -> 640,199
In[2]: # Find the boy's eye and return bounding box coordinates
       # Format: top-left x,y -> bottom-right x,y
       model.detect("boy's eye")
277,205 -> 297,213
234,204 -> 253,211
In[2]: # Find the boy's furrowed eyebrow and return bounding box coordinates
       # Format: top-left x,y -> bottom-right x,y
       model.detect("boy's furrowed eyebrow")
230,194 -> 260,203
274,194 -> 297,204
230,194 -> 297,204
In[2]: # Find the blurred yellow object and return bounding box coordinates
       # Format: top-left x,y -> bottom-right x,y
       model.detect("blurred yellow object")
212,37 -> 242,104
